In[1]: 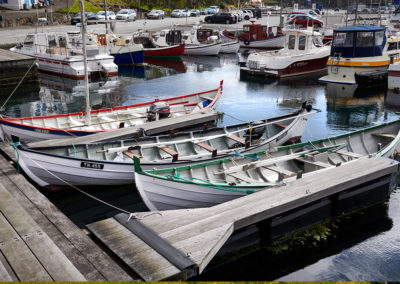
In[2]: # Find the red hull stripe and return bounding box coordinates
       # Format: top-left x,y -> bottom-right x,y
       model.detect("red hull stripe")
388,71 -> 400,77
144,44 -> 185,57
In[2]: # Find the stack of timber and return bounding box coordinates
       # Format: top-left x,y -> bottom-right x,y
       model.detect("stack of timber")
87,156 -> 399,281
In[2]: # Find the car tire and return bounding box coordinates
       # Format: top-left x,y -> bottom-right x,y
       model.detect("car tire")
226,19 -> 231,24
244,15 -> 250,20
206,18 -> 212,23
313,23 -> 319,28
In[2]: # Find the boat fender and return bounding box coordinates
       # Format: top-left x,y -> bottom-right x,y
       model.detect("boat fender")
244,39 -> 250,45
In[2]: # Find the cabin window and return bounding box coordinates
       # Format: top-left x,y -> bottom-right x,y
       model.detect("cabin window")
160,31 -> 165,37
333,32 -> 353,47
58,36 -> 67,48
288,35 -> 295,49
375,30 -> 384,45
183,35 -> 189,40
24,35 -> 34,46
244,26 -> 250,32
356,32 -> 374,47
312,36 -> 323,47
299,35 -> 306,50
48,35 -> 56,47
388,42 -> 398,51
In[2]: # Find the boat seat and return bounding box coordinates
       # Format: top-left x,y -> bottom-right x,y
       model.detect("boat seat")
194,141 -> 217,157
371,133 -> 397,139
227,172 -> 260,184
159,146 -> 179,162
123,151 -> 146,161
295,157 -> 332,169
335,150 -> 364,159
199,95 -> 214,101
274,123 -> 288,128
263,165 -> 296,178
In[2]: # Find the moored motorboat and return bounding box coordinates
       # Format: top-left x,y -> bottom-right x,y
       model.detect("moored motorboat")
240,28 -> 330,79
10,32 -> 118,79
220,40 -> 240,54
0,81 -> 223,142
355,69 -> 388,87
134,32 -> 185,58
319,25 -> 400,85
11,104 -> 315,187
239,23 -> 285,49
134,118 -> 400,210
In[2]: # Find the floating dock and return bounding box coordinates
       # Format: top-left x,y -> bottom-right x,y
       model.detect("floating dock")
0,143 -> 136,281
0,49 -> 37,86
86,156 -> 398,281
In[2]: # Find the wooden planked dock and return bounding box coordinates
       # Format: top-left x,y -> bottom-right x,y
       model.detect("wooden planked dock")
0,144 -> 136,281
87,156 -> 399,281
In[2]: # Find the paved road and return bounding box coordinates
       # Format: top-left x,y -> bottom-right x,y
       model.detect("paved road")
0,11 -> 385,46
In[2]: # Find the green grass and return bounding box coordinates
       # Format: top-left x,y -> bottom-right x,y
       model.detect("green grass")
56,0 -> 103,13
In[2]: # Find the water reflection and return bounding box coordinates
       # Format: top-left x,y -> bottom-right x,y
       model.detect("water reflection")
144,58 -> 186,73
385,90 -> 400,111
325,83 -> 385,130
183,55 -> 222,72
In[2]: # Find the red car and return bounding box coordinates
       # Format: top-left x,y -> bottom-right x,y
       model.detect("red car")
288,15 -> 323,28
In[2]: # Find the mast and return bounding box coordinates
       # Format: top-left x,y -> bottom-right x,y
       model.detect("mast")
79,0 -> 91,126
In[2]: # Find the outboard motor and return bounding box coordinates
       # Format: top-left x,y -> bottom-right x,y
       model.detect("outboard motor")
302,101 -> 312,112
243,120 -> 266,141
147,101 -> 170,121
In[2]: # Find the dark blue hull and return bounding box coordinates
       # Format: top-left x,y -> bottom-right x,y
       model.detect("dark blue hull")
111,50 -> 145,65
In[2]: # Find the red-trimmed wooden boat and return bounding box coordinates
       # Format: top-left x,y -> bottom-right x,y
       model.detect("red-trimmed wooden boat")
144,43 -> 185,58
0,81 -> 223,142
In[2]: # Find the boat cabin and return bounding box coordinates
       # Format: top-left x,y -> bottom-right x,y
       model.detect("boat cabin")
330,25 -> 386,58
155,29 -> 183,46
239,23 -> 282,41
282,29 -> 325,53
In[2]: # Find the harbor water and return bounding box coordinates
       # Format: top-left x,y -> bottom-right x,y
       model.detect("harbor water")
1,54 -> 400,281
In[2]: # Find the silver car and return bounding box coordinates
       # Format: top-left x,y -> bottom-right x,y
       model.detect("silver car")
147,10 -> 165,19
171,9 -> 184,17
116,9 -> 136,21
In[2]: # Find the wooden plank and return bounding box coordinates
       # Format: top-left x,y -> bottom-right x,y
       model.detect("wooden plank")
87,157 -> 398,281
160,147 -> 179,162
336,150 -> 364,159
227,134 -> 245,145
372,133 -> 396,139
274,123 -> 288,128
0,183 -> 86,281
0,151 -> 134,281
123,151 -> 146,162
28,111 -> 218,148
0,251 -> 17,281
295,157 -> 332,168
264,165 -> 296,177
195,142 -> 217,157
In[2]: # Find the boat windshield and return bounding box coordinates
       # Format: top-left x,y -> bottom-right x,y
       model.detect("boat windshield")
312,35 -> 323,47
333,32 -> 353,47
24,35 -> 34,46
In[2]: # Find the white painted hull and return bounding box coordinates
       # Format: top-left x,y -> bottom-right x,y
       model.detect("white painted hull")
184,43 -> 221,56
388,62 -> 400,90
14,109 -> 311,187
220,41 -> 240,54
319,65 -> 388,85
240,35 -> 285,49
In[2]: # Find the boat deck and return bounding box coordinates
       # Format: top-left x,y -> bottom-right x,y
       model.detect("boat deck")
86,156 -> 398,281
0,142 -> 136,281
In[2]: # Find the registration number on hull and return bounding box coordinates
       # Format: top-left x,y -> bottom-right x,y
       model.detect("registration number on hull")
80,162 -> 104,169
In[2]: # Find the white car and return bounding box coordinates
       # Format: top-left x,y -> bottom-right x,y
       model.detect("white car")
241,10 -> 253,20
96,11 -> 116,20
116,9 -> 136,21
171,9 -> 184,17
181,10 -> 190,17
209,5 -> 220,13
147,10 -> 165,19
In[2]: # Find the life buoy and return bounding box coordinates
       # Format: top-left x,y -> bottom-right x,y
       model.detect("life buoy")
244,39 -> 250,45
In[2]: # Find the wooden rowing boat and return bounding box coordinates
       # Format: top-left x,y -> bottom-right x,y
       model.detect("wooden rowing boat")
134,119 -> 400,210
0,81 -> 223,142
11,105 -> 314,187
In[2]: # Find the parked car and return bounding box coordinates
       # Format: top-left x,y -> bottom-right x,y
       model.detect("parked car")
147,10 -> 165,19
190,9 -> 200,16
241,10 -> 253,20
287,15 -> 323,28
70,12 -> 95,25
87,13 -> 100,23
200,9 -> 208,14
209,6 -> 220,13
96,11 -> 116,20
207,7 -> 215,14
116,9 -> 136,21
205,12 -> 237,24
231,11 -> 242,21
290,9 -> 322,20
182,10 -> 190,16
171,9 -> 184,17
334,7 -> 340,11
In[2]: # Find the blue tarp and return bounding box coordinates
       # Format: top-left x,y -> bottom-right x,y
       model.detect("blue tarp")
330,25 -> 386,58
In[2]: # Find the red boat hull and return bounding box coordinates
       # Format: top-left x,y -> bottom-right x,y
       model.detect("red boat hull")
144,44 -> 185,58
242,56 -> 329,78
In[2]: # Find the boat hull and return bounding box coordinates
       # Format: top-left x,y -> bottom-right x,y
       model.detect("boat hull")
111,50 -> 145,65
143,44 -> 185,58
240,35 -> 285,50
14,108 -> 310,186
184,43 -> 221,56
388,62 -> 400,90
220,41 -> 240,54
241,56 -> 329,78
